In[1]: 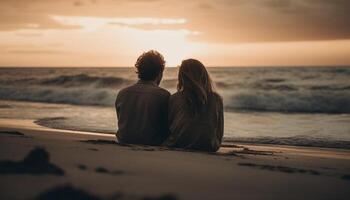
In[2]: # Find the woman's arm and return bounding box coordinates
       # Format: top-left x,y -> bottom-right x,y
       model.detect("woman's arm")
208,94 -> 224,152
212,95 -> 224,152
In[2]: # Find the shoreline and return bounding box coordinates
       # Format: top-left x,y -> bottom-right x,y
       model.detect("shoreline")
0,118 -> 350,199
1,118 -> 350,159
34,117 -> 350,151
1,99 -> 349,150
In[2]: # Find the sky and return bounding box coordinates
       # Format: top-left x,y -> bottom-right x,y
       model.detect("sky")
0,0 -> 350,67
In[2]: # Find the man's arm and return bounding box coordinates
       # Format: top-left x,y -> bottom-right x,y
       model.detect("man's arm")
159,92 -> 171,143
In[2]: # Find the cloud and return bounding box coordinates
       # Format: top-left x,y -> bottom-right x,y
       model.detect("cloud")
7,50 -> 67,54
186,0 -> 350,42
0,1 -> 81,31
198,2 -> 213,10
51,15 -> 187,31
2,42 -> 66,55
15,32 -> 44,37
73,1 -> 84,7
0,0 -> 349,42
262,0 -> 292,8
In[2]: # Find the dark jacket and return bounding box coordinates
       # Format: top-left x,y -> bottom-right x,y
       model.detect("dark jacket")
164,92 -> 224,152
115,80 -> 170,145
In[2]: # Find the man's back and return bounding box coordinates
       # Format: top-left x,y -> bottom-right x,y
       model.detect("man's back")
115,80 -> 170,145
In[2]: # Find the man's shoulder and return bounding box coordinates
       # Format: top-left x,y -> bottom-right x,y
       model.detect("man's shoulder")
153,86 -> 170,97
117,84 -> 135,96
146,85 -> 170,100
118,82 -> 170,97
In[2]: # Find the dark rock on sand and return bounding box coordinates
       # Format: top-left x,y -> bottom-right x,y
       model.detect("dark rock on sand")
341,174 -> 350,181
36,184 -> 177,200
0,130 -> 30,138
0,147 -> 64,176
78,164 -> 87,170
36,185 -> 100,200
142,194 -> 178,200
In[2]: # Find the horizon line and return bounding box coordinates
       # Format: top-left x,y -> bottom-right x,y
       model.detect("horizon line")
0,65 -> 349,68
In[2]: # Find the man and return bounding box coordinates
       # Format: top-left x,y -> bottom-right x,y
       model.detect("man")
115,50 -> 170,145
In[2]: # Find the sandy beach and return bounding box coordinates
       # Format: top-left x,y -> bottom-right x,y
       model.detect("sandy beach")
0,118 -> 349,200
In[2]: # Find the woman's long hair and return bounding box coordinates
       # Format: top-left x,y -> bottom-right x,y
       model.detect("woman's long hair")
177,59 -> 214,115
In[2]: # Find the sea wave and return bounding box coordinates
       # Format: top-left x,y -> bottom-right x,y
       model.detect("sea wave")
223,136 -> 350,149
0,86 -> 117,106
40,74 -> 132,88
308,85 -> 350,91
225,90 -> 350,113
0,74 -> 133,88
1,85 -> 350,113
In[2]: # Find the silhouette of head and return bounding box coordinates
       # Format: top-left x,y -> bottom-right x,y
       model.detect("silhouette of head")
135,50 -> 165,85
178,59 -> 214,115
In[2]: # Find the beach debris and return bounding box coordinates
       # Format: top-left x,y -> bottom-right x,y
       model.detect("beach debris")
239,147 -> 275,155
238,162 -> 320,175
95,167 -> 124,175
217,147 -> 275,157
142,194 -> 178,200
87,148 -> 99,151
81,139 -> 117,145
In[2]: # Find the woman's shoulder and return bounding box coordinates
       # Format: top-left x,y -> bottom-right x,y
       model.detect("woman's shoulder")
209,92 -> 223,110
210,92 -> 223,102
169,91 -> 185,104
170,91 -> 183,100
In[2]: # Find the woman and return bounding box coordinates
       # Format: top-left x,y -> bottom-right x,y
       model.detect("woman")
164,59 -> 224,152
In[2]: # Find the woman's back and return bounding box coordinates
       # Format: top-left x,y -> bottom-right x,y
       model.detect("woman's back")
164,91 -> 224,152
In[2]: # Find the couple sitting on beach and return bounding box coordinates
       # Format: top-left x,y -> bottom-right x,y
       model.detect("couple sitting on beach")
115,50 -> 224,152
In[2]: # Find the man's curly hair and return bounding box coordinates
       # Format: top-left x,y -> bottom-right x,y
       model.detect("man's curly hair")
135,50 -> 165,81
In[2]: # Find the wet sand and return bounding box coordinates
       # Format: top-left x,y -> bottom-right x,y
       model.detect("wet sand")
0,119 -> 349,200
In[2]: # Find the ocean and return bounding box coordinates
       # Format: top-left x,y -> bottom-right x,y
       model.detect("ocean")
0,67 -> 349,149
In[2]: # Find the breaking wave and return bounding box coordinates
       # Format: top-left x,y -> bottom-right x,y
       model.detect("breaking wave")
0,86 -> 117,106
0,74 -> 132,88
40,74 -> 132,88
225,90 -> 350,113
1,85 -> 350,113
1,68 -> 349,113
